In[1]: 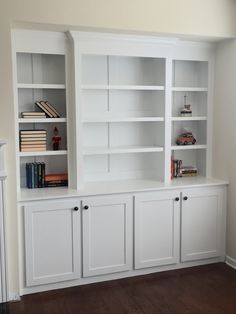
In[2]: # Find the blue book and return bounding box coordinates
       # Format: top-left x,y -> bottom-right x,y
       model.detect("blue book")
31,163 -> 34,189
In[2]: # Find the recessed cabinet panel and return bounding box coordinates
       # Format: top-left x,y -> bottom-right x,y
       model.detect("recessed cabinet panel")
82,195 -> 132,277
181,188 -> 223,262
24,200 -> 81,286
135,190 -> 180,269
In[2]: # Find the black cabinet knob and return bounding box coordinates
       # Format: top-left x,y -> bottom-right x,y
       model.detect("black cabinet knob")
74,206 -> 79,211
183,196 -> 188,201
175,197 -> 180,201
84,205 -> 89,210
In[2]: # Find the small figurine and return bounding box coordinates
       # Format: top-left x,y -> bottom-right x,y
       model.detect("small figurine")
180,95 -> 192,117
52,126 -> 61,150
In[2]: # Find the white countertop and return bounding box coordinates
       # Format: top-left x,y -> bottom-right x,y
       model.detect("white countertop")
18,177 -> 228,202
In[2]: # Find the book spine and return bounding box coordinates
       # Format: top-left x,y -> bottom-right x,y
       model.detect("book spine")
42,163 -> 45,187
34,163 -> 38,188
37,163 -> 41,188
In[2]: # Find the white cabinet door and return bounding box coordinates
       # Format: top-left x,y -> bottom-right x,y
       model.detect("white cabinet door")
181,187 -> 224,262
82,195 -> 132,277
24,199 -> 81,286
134,190 -> 180,269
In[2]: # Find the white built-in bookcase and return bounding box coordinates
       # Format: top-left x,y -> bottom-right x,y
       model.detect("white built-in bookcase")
12,30 -> 214,197
12,31 -> 69,193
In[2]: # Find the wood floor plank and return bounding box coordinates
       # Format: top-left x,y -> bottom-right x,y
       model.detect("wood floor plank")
9,263 -> 236,314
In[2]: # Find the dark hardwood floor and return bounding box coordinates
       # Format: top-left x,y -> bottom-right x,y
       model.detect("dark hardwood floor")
9,263 -> 236,314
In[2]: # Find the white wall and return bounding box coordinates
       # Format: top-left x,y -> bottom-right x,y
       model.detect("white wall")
213,40 -> 236,260
1,0 -> 236,298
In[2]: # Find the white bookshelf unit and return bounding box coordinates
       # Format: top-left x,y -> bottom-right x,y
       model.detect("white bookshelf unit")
11,30 -> 228,298
13,33 -> 69,192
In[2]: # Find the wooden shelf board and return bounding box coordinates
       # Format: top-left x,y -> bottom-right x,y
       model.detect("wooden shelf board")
18,118 -> 67,123
17,83 -> 66,89
171,145 -> 207,150
82,85 -> 165,91
171,117 -> 207,121
19,150 -> 68,157
18,177 -> 228,202
83,146 -> 164,155
172,87 -> 208,92
83,117 -> 164,123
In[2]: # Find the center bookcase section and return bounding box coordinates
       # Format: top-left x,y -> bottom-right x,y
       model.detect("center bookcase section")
81,54 -> 166,183
84,152 -> 164,182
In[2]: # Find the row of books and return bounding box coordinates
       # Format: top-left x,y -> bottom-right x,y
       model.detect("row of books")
20,130 -> 47,152
21,100 -> 61,119
26,163 -> 68,188
171,158 -> 197,178
26,162 -> 46,188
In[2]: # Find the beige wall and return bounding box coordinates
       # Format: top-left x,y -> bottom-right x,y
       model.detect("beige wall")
214,40 -> 236,260
1,0 -> 236,297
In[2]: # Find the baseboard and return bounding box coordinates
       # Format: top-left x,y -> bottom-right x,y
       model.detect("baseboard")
8,292 -> 21,302
225,256 -> 236,270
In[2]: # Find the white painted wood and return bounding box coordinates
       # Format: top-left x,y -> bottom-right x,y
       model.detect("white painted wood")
0,143 -> 7,303
171,145 -> 207,150
82,85 -> 165,90
24,199 -> 81,286
181,187 -> 224,261
17,84 -> 66,90
172,87 -> 208,92
83,117 -> 164,123
18,118 -> 67,123
83,146 -> 164,155
172,117 -> 207,121
82,195 -> 132,277
135,190 -> 180,269
19,150 -> 67,157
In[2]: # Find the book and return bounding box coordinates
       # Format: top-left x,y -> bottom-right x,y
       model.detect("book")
21,112 -> 46,117
35,101 -> 54,118
20,141 -> 46,145
21,147 -> 47,152
20,130 -> 46,134
22,112 -> 46,115
40,101 -> 57,118
45,101 -> 61,118
45,173 -> 68,181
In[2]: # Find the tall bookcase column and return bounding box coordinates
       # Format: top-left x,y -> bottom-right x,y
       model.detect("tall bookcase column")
12,30 -> 76,195
69,32 -> 180,186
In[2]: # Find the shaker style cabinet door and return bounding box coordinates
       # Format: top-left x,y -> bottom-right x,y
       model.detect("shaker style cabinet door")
181,187 -> 224,262
134,190 -> 180,269
24,199 -> 81,286
82,195 -> 132,277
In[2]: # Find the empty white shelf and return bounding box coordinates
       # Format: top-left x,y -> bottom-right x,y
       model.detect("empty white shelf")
83,146 -> 164,155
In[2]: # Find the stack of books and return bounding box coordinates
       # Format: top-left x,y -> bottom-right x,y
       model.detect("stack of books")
181,166 -> 198,177
35,101 -> 61,118
171,158 -> 198,178
20,130 -> 47,152
21,112 -> 46,119
26,162 -> 46,188
45,173 -> 68,187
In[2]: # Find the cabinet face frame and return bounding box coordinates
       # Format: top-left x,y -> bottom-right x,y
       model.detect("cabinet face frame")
134,190 -> 181,269
24,199 -> 81,286
181,187 -> 224,262
82,195 -> 133,277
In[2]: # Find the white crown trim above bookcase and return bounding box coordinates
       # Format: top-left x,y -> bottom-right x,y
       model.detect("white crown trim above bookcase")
12,30 -> 215,199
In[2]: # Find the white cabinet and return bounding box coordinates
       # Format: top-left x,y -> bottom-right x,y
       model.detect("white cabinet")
134,190 -> 180,269
181,187 -> 224,262
24,199 -> 81,286
82,195 -> 132,277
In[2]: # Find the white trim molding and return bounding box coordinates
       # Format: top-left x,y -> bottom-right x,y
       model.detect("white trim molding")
225,256 -> 236,270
